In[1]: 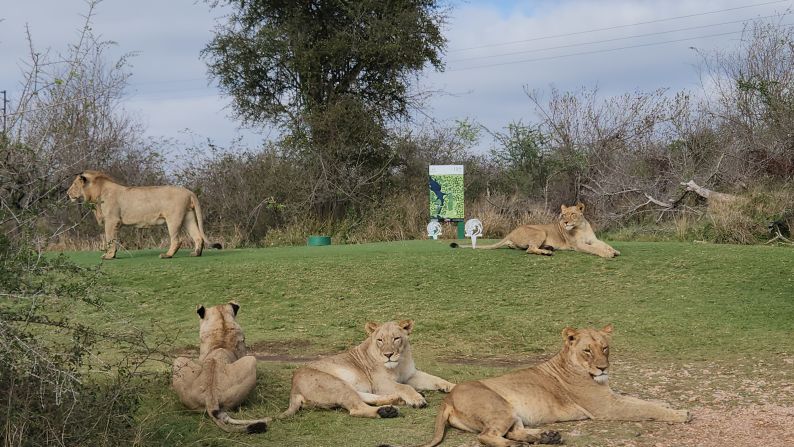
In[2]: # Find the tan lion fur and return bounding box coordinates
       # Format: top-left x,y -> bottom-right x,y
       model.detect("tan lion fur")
66,170 -> 221,259
172,302 -> 269,434
386,325 -> 690,447
280,320 -> 455,419
452,203 -> 620,258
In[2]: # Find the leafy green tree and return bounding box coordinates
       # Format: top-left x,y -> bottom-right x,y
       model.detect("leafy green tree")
203,0 -> 446,126
489,122 -> 550,196
203,1 -> 447,215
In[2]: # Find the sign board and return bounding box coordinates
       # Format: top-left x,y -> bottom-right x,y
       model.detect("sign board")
429,165 -> 464,221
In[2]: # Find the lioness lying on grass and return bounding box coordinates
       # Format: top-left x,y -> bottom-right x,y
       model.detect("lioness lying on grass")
280,320 -> 454,419
381,325 -> 690,447
451,203 -> 619,258
172,302 -> 269,433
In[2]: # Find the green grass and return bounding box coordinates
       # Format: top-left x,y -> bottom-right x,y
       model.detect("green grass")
62,241 -> 794,446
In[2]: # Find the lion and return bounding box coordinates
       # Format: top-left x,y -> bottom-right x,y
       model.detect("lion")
279,320 -> 455,419
381,324 -> 690,447
172,302 -> 270,434
66,170 -> 221,259
451,203 -> 619,258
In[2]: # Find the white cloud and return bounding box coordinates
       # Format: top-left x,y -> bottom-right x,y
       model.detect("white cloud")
421,0 -> 791,145
1,0 -> 790,157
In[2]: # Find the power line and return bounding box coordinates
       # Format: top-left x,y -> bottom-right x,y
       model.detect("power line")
1,90 -> 7,137
448,0 -> 791,52
447,24 -> 793,72
448,13 -> 783,64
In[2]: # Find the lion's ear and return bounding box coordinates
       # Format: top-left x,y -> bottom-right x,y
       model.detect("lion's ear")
602,323 -> 613,334
365,321 -> 379,335
398,319 -> 414,334
79,174 -> 88,184
197,305 -> 206,319
560,204 -> 566,212
576,202 -> 585,212
562,327 -> 577,342
229,301 -> 240,316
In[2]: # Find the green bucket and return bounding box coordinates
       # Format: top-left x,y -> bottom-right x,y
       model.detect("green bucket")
307,235 -> 331,246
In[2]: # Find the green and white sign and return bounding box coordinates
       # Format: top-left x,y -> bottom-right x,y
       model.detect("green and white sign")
429,165 -> 464,220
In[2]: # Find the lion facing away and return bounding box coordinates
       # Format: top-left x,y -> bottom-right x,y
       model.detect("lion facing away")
280,320 -> 455,419
381,325 -> 690,447
172,302 -> 269,433
451,203 -> 619,258
66,170 -> 221,259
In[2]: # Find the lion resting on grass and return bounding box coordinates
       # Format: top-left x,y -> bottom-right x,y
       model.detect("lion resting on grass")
381,324 -> 690,447
280,320 -> 455,419
172,302 -> 269,434
451,203 -> 619,258
66,170 -> 221,259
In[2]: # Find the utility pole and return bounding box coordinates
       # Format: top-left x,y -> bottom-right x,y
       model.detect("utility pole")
1,90 -> 6,138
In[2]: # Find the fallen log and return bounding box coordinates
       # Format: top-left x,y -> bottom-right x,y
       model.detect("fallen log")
680,180 -> 738,203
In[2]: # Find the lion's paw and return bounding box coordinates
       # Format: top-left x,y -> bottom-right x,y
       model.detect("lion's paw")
377,406 -> 399,418
539,430 -> 563,445
413,398 -> 428,408
439,382 -> 456,392
402,395 -> 427,408
676,409 -> 693,423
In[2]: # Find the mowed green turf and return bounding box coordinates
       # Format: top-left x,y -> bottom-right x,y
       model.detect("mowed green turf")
63,241 -> 794,446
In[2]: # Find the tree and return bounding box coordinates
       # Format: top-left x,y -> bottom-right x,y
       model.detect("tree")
203,0 -> 447,215
488,122 -> 549,197
203,0 -> 446,127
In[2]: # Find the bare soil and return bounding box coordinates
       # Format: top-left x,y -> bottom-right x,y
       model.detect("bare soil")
443,355 -> 794,447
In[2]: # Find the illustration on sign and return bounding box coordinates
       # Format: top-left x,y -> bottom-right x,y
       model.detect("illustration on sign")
429,165 -> 464,220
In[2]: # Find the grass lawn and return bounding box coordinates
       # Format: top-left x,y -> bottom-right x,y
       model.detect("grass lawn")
62,241 -> 794,446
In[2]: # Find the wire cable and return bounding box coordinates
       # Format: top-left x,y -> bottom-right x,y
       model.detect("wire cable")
447,24 -> 793,72
449,0 -> 790,52
448,12 -> 783,63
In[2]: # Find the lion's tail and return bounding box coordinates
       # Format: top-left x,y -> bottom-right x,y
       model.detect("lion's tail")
376,400 -> 452,447
277,390 -> 304,419
450,238 -> 508,250
190,193 -> 222,250
205,390 -> 269,434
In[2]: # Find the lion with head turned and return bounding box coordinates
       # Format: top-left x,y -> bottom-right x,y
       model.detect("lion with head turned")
280,319 -> 455,419
380,324 -> 690,447
451,203 -> 619,258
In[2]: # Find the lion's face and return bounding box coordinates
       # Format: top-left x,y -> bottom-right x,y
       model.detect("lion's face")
560,203 -> 586,231
365,320 -> 413,369
197,302 -> 246,360
67,174 -> 87,202
562,324 -> 613,385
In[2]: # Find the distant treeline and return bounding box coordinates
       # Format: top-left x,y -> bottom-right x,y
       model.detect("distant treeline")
3,19 -> 793,250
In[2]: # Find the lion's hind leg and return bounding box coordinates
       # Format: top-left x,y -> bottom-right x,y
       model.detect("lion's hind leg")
211,356 -> 269,433
172,357 -> 203,410
160,216 -> 183,258
182,210 -> 204,256
358,391 -> 402,406
505,419 -> 563,445
445,382 -> 527,446
518,228 -> 553,256
217,356 -> 258,409
286,367 -> 398,419
526,246 -> 554,256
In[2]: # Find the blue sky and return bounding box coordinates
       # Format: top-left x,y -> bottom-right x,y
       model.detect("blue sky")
1,0 -> 792,155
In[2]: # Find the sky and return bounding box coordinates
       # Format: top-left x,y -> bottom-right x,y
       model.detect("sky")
1,0 -> 792,155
